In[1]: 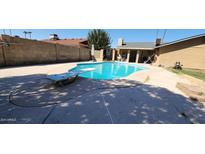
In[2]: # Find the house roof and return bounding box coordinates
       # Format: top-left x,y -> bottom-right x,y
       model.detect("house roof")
155,33 -> 205,48
42,38 -> 88,48
117,33 -> 205,50
117,42 -> 155,50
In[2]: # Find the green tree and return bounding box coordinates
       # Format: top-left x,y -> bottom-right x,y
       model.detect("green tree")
87,29 -> 111,50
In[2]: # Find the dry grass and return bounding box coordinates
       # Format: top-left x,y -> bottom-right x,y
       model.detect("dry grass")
167,67 -> 205,81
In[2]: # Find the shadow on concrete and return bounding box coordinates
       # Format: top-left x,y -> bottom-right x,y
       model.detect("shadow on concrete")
0,74 -> 205,124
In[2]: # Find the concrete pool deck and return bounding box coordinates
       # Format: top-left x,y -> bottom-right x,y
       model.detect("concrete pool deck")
0,62 -> 205,124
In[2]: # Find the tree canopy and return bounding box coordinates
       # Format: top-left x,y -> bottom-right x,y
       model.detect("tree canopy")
87,29 -> 111,50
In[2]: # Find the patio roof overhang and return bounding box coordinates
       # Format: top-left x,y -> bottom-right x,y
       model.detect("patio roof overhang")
117,46 -> 155,50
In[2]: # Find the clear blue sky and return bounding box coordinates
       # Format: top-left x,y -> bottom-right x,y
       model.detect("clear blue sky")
1,29 -> 205,47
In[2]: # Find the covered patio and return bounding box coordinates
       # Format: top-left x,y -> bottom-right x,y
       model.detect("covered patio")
115,49 -> 155,63
115,41 -> 156,63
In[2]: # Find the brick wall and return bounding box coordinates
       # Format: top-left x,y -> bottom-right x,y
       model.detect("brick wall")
0,35 -> 90,67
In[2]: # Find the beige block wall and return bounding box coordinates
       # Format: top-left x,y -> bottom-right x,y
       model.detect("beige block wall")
155,37 -> 205,69
79,48 -> 90,61
0,38 -> 5,65
0,35 -> 90,67
56,44 -> 80,62
3,38 -> 57,65
0,46 -> 5,66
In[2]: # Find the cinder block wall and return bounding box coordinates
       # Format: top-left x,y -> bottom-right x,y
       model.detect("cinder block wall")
56,44 -> 80,62
80,48 -> 91,61
0,36 -> 5,65
154,37 -> 205,69
0,35 -> 90,67
0,46 -> 5,66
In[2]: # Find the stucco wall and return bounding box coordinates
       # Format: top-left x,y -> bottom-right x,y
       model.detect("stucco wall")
155,37 -> 205,69
0,35 -> 90,67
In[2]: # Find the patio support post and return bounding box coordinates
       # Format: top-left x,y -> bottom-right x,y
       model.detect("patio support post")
117,49 -> 120,61
112,49 -> 115,61
135,50 -> 140,63
100,49 -> 104,61
126,49 -> 130,62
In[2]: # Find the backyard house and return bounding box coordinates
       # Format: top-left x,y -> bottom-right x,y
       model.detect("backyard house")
116,33 -> 205,69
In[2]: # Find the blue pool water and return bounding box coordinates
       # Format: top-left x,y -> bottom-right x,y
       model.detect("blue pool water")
70,62 -> 145,80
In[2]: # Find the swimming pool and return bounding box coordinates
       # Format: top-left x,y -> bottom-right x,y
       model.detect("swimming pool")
70,62 -> 145,80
